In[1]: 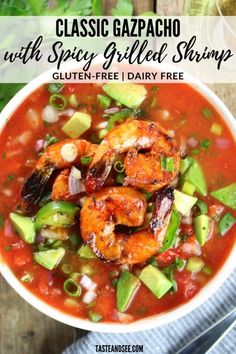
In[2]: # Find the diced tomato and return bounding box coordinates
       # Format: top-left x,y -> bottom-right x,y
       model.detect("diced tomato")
174,270 -> 199,300
13,247 -> 32,267
156,248 -> 179,267
208,204 -> 224,219
180,223 -> 194,236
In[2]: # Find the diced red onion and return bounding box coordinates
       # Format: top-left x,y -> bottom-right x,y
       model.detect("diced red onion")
2,189 -> 12,197
181,239 -> 201,256
4,220 -> 14,237
69,168 -> 85,195
82,291 -> 97,304
18,131 -> 33,146
80,274 -> 97,291
26,109 -> 39,129
215,138 -> 231,150
120,264 -> 130,271
110,310 -> 134,323
36,233 -> 45,244
42,105 -> 59,123
35,139 -> 44,153
40,227 -> 69,240
181,216 -> 193,225
187,136 -> 198,148
104,107 -> 120,115
59,108 -> 75,117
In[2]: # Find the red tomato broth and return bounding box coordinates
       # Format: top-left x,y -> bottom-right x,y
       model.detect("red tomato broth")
0,82 -> 235,323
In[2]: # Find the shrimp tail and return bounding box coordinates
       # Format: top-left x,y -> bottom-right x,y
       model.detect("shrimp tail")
86,149 -> 116,194
21,164 -> 55,213
149,186 -> 174,238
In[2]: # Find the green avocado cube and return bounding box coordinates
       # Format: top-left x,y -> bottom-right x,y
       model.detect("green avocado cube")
34,247 -> 65,270
184,158 -> 207,196
116,271 -> 140,312
103,83 -> 147,109
62,112 -> 91,138
77,244 -> 96,259
139,265 -> 172,299
194,215 -> 210,246
10,213 -> 35,244
174,190 -> 197,216
211,183 -> 236,210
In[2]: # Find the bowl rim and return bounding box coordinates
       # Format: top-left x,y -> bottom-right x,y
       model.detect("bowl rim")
0,60 -> 236,333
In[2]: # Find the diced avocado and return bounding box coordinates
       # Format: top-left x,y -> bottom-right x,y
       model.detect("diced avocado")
10,213 -> 35,244
182,181 -> 196,196
103,83 -> 147,109
184,158 -> 207,196
186,257 -> 205,273
117,271 -> 140,312
77,244 -> 96,259
211,183 -> 236,210
194,215 -> 210,246
34,247 -> 65,270
62,112 -> 91,138
174,190 -> 197,216
97,94 -> 111,109
139,265 -> 172,299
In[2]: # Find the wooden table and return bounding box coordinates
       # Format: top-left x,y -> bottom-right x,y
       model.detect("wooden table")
1,1 -> 236,353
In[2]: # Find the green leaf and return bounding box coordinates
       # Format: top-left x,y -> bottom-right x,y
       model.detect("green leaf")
111,0 -> 133,16
92,0 -> 103,15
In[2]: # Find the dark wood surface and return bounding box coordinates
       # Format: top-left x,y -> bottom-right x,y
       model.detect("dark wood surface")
1,1 -> 235,353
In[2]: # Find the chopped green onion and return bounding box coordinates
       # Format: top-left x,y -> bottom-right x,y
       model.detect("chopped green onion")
61,264 -> 73,274
49,93 -> 67,111
201,107 -> 213,119
114,160 -> 125,173
44,134 -> 59,149
98,128 -> 108,140
179,157 -> 192,174
182,181 -> 196,196
97,94 -> 111,109
87,311 -> 102,322
160,156 -> 174,172
143,191 -> 152,201
80,156 -> 92,165
219,212 -> 236,236
116,173 -> 125,185
195,200 -> 208,215
68,94 -> 78,108
174,257 -> 186,270
210,123 -> 222,136
0,213 -> 4,229
200,138 -> 211,149
63,278 -> 81,297
47,83 -> 64,94
107,109 -> 132,130
21,273 -> 33,282
202,265 -> 213,275
159,210 -> 180,253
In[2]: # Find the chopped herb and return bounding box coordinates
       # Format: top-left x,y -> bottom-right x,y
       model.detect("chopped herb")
2,152 -> 6,160
44,134 -> 59,148
195,200 -> 208,215
4,245 -> 12,251
114,160 -> 125,173
147,256 -> 158,267
4,174 -> 16,187
191,149 -> 200,155
200,138 -> 211,149
162,257 -> 184,292
109,270 -> 119,278
88,311 -> 102,322
201,107 -> 213,119
202,265 -> 213,275
112,278 -> 119,287
0,213 -> 4,229
43,121 -> 51,127
151,86 -> 159,93
147,203 -> 154,213
143,191 -> 152,201
69,233 -> 80,246
160,156 -> 174,172
89,133 -> 101,144
81,156 -> 92,165
116,173 -> 125,185
21,273 -> 33,282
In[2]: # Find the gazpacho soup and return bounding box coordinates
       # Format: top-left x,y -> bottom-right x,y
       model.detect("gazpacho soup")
0,82 -> 235,324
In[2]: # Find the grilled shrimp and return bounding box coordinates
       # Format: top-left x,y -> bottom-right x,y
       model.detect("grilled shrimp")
80,186 -> 174,264
21,139 -> 95,212
86,120 -> 180,194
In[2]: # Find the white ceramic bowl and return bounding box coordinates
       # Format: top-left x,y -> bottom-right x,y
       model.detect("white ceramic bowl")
0,62 -> 236,332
